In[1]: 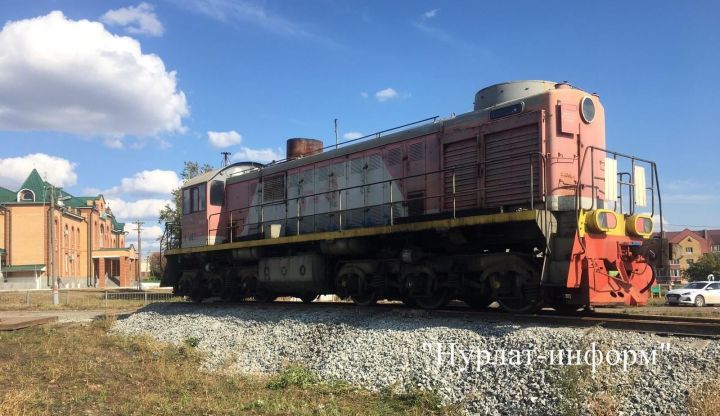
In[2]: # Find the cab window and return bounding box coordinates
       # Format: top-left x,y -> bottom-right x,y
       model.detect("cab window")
182,184 -> 207,214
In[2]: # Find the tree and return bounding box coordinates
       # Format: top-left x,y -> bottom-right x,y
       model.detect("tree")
684,253 -> 720,281
148,252 -> 165,277
158,161 -> 214,244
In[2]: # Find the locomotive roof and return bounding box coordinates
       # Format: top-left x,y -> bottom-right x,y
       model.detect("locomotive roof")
185,81 -> 594,185
184,161 -> 264,188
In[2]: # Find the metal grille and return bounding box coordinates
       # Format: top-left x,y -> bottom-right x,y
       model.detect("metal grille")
485,123 -> 540,206
263,174 -> 285,202
408,142 -> 424,162
388,148 -> 402,166
316,165 -> 330,183
444,138 -> 478,210
350,158 -> 364,176
367,154 -> 382,172
333,162 -> 345,178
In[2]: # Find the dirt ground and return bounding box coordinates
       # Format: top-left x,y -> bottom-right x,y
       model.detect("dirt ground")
0,309 -> 136,323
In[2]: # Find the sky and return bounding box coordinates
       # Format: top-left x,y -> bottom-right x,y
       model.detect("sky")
0,0 -> 718,256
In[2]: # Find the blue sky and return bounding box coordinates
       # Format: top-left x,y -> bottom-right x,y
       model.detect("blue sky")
0,0 -> 718,253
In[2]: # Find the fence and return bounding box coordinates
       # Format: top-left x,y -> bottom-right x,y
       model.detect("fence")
0,289 -> 182,310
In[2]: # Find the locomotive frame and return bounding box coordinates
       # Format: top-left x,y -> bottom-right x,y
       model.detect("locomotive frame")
161,80 -> 663,313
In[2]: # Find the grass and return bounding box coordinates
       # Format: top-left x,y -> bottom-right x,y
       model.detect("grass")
688,379 -> 720,416
608,304 -> 720,318
0,318 -> 457,415
554,335 -> 628,416
557,365 -> 621,416
0,290 -> 180,311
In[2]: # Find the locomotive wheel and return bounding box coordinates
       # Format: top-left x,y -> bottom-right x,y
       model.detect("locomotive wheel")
551,302 -> 584,314
337,265 -> 379,306
401,297 -> 418,308
405,267 -> 450,310
177,274 -> 193,297
188,273 -> 208,303
207,275 -> 224,298
414,289 -> 451,310
253,290 -> 277,303
463,293 -> 494,310
300,294 -> 317,304
485,257 -> 543,313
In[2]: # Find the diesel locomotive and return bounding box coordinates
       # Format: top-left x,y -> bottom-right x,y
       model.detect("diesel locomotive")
161,80 -> 663,313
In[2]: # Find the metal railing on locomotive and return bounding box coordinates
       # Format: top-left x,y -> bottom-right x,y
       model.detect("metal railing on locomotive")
576,146 -> 661,217
200,152 -> 549,246
574,146 -> 663,255
162,115 -> 441,250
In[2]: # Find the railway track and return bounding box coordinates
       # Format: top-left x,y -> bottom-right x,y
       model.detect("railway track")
166,299 -> 720,339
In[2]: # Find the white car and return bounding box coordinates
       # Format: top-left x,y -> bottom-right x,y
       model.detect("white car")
666,281 -> 720,307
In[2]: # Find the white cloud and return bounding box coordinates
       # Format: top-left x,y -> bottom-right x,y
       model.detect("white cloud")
104,138 -> 125,149
343,132 -> 363,140
173,0 -> 339,47
121,170 -> 181,195
208,130 -> 242,148
664,193 -> 720,203
375,88 -> 399,102
101,3 -> 164,36
652,214 -> 669,228
360,92 -> 368,98
423,9 -> 439,19
0,153 -> 77,188
124,223 -> 163,255
207,128 -> 283,163
232,147 -> 284,164
104,169 -> 181,197
0,11 -> 188,137
107,198 -> 170,220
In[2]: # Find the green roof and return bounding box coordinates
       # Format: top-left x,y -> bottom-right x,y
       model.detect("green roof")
111,215 -> 125,232
0,186 -> 14,203
65,196 -> 96,208
1,264 -> 46,272
18,169 -> 47,199
5,171 -> 129,231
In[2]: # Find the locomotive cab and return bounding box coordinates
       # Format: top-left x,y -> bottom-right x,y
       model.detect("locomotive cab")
179,162 -> 263,248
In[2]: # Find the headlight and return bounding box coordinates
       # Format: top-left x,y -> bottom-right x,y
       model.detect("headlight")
682,292 -> 690,296
626,214 -> 653,237
585,209 -> 621,234
580,96 -> 596,124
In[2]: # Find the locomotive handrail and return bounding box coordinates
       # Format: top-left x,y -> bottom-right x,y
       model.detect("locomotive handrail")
576,145 -> 660,216
210,153 -> 544,227
197,151 -> 548,248
575,145 -> 663,253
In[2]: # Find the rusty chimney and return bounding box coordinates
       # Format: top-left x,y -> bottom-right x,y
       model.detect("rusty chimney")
286,138 -> 323,159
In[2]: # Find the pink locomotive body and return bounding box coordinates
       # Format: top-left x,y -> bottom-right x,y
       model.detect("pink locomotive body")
164,81 -> 661,312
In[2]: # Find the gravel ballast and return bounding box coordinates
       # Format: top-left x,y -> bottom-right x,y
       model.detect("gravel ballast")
112,303 -> 720,415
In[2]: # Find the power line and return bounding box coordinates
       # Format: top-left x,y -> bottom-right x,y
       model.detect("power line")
132,220 -> 144,291
666,223 -> 720,229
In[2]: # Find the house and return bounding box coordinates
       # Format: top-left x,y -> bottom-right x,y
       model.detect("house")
0,169 -> 138,289
662,229 -> 720,282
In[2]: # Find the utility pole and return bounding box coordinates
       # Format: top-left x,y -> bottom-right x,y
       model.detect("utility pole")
48,184 -> 59,305
221,152 -> 231,167
133,220 -> 143,291
334,118 -> 339,149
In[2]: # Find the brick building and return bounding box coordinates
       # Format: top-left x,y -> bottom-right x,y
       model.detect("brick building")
663,229 -> 720,282
0,169 -> 138,289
